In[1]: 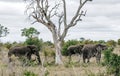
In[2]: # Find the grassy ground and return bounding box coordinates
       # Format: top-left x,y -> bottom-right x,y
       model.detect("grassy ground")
0,46 -> 119,76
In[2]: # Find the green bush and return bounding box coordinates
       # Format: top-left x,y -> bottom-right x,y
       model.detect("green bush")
118,39 -> 120,45
3,42 -> 12,49
23,70 -> 38,76
62,40 -> 79,56
103,48 -> 113,65
25,37 -> 43,51
106,40 -> 116,47
103,48 -> 120,76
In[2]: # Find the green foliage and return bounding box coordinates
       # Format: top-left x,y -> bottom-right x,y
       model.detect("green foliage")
21,27 -> 42,51
21,27 -> 40,38
103,48 -> 113,65
103,48 -> 120,76
62,40 -> 79,56
106,40 -> 116,47
23,70 -> 38,76
3,42 -> 12,49
118,39 -> 120,45
83,39 -> 94,44
0,24 -> 9,37
98,40 -> 106,44
44,41 -> 53,46
25,37 -> 43,51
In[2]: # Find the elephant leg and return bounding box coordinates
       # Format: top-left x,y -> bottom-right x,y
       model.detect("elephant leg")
34,52 -> 41,65
87,58 -> 90,63
83,55 -> 86,63
36,54 -> 41,65
96,56 -> 100,63
96,53 -> 101,63
27,54 -> 31,60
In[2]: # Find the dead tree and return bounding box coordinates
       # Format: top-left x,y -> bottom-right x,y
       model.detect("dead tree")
25,0 -> 92,64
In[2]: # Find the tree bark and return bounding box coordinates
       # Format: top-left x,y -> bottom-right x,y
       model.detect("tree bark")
52,28 -> 63,64
54,40 -> 63,64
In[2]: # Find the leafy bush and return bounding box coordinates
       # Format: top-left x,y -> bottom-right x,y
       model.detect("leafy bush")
3,42 -> 12,49
25,37 -> 43,51
62,40 -> 79,56
23,70 -> 38,76
103,48 -> 120,76
103,48 -> 113,65
106,40 -> 116,47
118,39 -> 120,45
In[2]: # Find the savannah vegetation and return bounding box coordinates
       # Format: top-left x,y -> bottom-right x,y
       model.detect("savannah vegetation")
0,0 -> 120,76
0,26 -> 120,76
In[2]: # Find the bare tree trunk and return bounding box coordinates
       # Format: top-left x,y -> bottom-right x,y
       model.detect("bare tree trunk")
52,29 -> 63,64
55,40 -> 63,64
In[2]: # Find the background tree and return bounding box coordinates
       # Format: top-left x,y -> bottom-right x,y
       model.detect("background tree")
25,0 -> 92,64
0,24 -> 9,38
21,27 -> 42,51
21,27 -> 40,39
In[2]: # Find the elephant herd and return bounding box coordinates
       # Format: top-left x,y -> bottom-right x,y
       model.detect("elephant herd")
67,44 -> 107,63
8,44 -> 107,65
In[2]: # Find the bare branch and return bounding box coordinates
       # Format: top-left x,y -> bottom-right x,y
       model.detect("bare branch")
48,3 -> 60,18
60,0 -> 89,40
62,0 -> 67,27
71,10 -> 87,26
44,0 -> 49,13
80,0 -> 82,5
57,13 -> 64,38
68,0 -> 88,28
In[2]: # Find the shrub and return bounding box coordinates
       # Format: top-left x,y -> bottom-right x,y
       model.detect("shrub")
103,48 -> 113,65
118,39 -> 120,45
3,42 -> 12,49
23,70 -> 38,76
106,40 -> 116,47
25,37 -> 43,51
103,48 -> 120,76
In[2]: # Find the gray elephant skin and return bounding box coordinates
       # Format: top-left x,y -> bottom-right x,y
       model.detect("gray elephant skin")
82,44 -> 107,63
67,44 -> 84,62
8,45 -> 41,64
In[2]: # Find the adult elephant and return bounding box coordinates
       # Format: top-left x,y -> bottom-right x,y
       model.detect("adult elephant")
8,45 -> 41,65
67,44 -> 84,63
82,44 -> 107,63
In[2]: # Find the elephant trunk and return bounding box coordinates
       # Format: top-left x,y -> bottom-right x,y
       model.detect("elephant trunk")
36,52 -> 41,65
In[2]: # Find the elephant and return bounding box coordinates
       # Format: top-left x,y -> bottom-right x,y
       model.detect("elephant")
82,44 -> 107,63
67,44 -> 84,63
8,45 -> 41,65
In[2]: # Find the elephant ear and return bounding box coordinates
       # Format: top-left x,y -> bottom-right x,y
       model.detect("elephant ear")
27,45 -> 37,52
96,44 -> 103,52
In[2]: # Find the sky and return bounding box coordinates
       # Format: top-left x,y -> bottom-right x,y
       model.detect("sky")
0,0 -> 120,43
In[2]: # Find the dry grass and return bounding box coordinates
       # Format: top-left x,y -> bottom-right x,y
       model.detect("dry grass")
0,46 -> 120,76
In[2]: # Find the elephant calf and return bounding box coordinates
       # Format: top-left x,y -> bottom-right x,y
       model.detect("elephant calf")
8,45 -> 41,65
82,44 -> 107,63
67,44 -> 84,62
